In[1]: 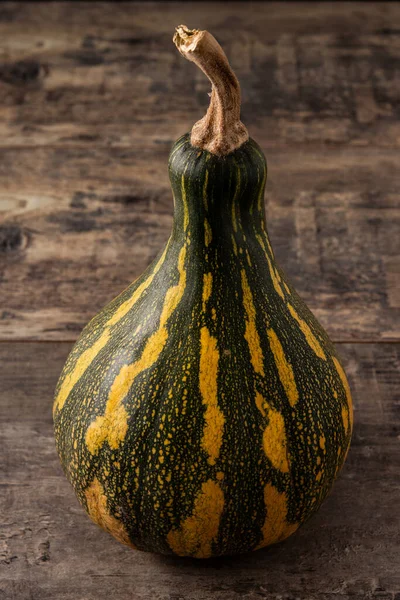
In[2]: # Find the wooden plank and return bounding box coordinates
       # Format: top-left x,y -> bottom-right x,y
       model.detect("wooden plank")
0,341 -> 399,599
0,3 -> 398,149
0,144 -> 398,341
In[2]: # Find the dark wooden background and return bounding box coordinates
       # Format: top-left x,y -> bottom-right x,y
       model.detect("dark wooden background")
0,3 -> 399,599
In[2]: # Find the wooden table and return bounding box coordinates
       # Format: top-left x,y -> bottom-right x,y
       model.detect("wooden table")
1,3 -> 399,599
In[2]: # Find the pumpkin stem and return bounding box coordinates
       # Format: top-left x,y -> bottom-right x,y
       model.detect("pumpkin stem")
173,25 -> 249,156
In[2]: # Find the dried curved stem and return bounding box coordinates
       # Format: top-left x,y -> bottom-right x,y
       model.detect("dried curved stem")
173,25 -> 249,156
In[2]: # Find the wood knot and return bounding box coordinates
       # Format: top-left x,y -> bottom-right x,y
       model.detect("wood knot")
0,59 -> 48,86
0,224 -> 26,254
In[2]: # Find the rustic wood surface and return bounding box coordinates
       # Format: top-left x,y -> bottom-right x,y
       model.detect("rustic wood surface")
0,2 -> 399,599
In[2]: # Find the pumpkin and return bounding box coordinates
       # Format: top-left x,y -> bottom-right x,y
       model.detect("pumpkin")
53,25 -> 353,558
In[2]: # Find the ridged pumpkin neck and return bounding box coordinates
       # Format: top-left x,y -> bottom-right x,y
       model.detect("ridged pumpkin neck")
168,134 -> 267,244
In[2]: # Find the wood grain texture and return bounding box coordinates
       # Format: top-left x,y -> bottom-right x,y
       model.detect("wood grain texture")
0,341 -> 399,600
0,2 -> 399,341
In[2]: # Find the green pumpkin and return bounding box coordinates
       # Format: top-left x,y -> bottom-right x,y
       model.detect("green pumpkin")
53,26 -> 353,558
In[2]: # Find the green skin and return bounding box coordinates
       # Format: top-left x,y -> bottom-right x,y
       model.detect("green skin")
53,133 -> 352,557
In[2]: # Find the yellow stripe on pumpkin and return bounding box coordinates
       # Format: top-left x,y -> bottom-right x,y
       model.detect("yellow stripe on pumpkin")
260,221 -> 274,257
199,326 -> 224,466
86,245 -> 187,455
332,356 -> 353,433
54,332 -> 111,416
54,241 -> 170,414
169,137 -> 187,162
256,392 -> 290,473
167,479 -> 224,558
203,169 -> 209,211
199,273 -> 224,466
181,174 -> 189,232
342,405 -> 349,434
255,391 -> 266,417
249,145 -> 266,213
257,163 -> 267,212
85,477 -> 135,547
231,234 -> 238,256
267,328 -> 299,407
287,303 -> 326,360
256,483 -> 298,549
202,273 -> 213,312
204,218 -> 212,247
255,234 -> 285,300
241,270 -> 265,377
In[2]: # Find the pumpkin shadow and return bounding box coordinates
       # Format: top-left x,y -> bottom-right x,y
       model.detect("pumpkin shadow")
154,541 -> 287,569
